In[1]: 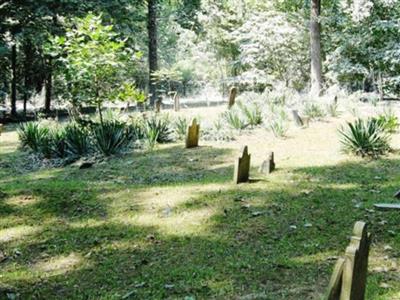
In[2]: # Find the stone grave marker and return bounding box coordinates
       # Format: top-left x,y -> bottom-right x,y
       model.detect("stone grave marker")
292,110 -> 309,127
0,124 -> 3,136
173,92 -> 180,112
259,151 -> 275,175
326,221 -> 371,300
185,118 -> 200,148
228,87 -> 238,109
234,146 -> 251,184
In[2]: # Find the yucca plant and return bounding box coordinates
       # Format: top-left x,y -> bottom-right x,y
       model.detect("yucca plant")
18,122 -> 49,154
64,123 -> 90,157
326,102 -> 341,117
375,111 -> 399,134
339,118 -> 391,158
303,102 -> 326,120
174,116 -> 189,140
91,121 -> 130,156
144,125 -> 159,150
144,114 -> 173,143
238,102 -> 263,128
49,126 -> 67,158
222,110 -> 247,130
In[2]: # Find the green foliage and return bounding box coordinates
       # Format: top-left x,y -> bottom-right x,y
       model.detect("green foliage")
64,123 -> 91,157
174,116 -> 189,140
237,101 -> 263,127
222,110 -> 247,130
48,14 -> 142,116
91,120 -> 130,156
326,102 -> 341,118
144,114 -> 174,143
18,122 -> 49,154
374,110 -> 399,134
202,119 -> 235,142
303,102 -> 326,120
339,118 -> 391,158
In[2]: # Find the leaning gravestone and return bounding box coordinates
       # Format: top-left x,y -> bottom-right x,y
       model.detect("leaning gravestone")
234,146 -> 251,184
228,87 -> 238,109
292,110 -> 310,127
259,152 -> 275,175
326,221 -> 371,300
185,118 -> 200,148
0,124 -> 3,136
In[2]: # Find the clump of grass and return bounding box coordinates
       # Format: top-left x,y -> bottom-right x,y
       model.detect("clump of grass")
174,116 -> 189,140
326,102 -> 341,117
237,101 -> 263,128
222,110 -> 247,130
144,114 -> 174,143
64,123 -> 91,157
375,109 -> 399,133
339,118 -> 391,158
303,102 -> 326,120
91,121 -> 131,156
202,119 -> 235,142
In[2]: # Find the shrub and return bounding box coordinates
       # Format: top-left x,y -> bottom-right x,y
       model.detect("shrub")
64,123 -> 91,157
202,119 -> 235,142
339,118 -> 391,158
326,102 -> 341,117
238,101 -> 263,127
375,110 -> 399,133
18,122 -> 49,153
303,102 -> 326,120
144,114 -> 174,143
91,121 -> 130,156
49,126 -> 67,158
174,116 -> 189,140
222,110 -> 247,130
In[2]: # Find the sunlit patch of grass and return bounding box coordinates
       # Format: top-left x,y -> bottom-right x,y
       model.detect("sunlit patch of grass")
33,253 -> 84,275
5,194 -> 40,207
0,225 -> 41,243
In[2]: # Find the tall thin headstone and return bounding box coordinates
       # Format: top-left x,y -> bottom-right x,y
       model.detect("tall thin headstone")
0,124 -> 3,136
259,152 -> 275,175
185,118 -> 200,148
234,146 -> 251,184
326,221 -> 371,300
228,87 -> 237,109
173,93 -> 180,112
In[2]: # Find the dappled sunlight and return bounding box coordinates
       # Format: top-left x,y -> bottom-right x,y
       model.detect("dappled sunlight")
33,253 -> 85,276
5,194 -> 40,207
291,250 -> 340,265
119,207 -> 216,236
0,225 -> 41,243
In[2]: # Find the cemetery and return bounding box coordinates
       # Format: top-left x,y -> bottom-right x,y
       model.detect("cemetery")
1,1 -> 400,299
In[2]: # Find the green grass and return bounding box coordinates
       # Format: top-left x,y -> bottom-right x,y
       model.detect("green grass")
1,129 -> 400,299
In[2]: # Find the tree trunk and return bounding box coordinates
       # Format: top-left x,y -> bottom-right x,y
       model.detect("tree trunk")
147,0 -> 158,108
45,58 -> 53,114
310,0 -> 323,96
11,44 -> 17,116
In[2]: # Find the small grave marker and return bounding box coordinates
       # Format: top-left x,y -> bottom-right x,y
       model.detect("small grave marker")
259,152 -> 275,175
0,124 -> 3,136
173,93 -> 180,112
155,100 -> 161,113
228,87 -> 237,109
234,146 -> 251,184
326,221 -> 371,300
292,110 -> 309,127
185,118 -> 200,148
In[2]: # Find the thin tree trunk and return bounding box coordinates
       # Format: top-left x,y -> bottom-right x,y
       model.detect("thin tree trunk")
310,0 -> 323,96
45,58 -> 53,114
11,44 -> 17,116
147,0 -> 158,108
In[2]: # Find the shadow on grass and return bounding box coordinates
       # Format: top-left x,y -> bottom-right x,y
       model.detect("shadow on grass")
1,154 -> 400,299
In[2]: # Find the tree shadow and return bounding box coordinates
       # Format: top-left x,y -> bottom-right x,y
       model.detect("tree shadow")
1,156 -> 400,299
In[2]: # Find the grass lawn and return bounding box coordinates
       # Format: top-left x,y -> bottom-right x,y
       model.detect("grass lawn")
1,108 -> 400,299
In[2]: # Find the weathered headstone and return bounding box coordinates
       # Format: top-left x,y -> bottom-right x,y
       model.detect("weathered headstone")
228,87 -> 238,109
259,151 -> 275,175
173,93 -> 180,112
0,124 -> 3,136
155,100 -> 161,113
234,146 -> 251,184
326,221 -> 371,300
292,110 -> 309,127
185,118 -> 200,148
